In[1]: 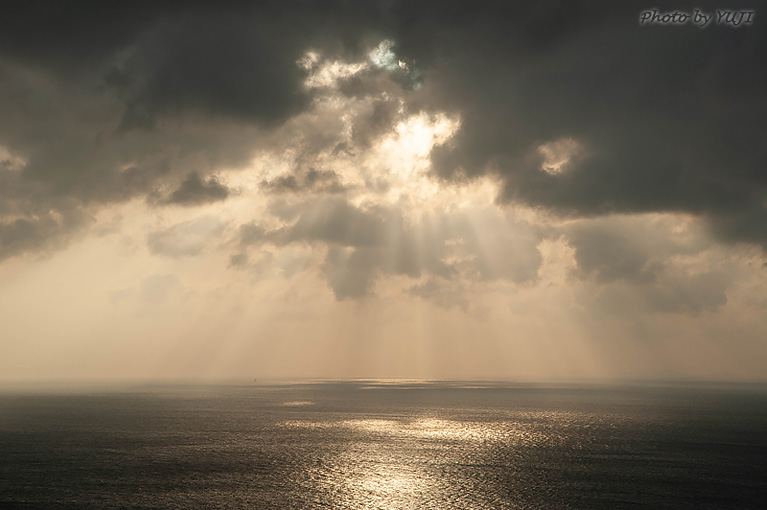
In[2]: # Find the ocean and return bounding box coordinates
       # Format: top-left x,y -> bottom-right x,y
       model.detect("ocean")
1,381 -> 766,509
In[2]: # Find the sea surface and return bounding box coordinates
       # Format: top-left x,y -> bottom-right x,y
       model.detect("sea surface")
1,381 -> 766,509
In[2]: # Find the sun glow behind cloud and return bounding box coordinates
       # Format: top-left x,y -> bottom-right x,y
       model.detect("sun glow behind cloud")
292,46 -> 463,209
372,112 -> 461,205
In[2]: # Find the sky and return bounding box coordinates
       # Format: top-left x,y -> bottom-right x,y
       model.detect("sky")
0,0 -> 765,383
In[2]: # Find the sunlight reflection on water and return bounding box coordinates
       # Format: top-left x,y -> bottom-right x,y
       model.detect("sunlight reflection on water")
281,415 -> 556,444
281,416 -> 561,509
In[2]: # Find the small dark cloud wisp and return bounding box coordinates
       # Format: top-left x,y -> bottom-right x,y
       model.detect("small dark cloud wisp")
164,172 -> 230,206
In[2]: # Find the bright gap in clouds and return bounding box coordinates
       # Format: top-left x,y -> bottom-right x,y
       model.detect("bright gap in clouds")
371,111 -> 461,206
538,138 -> 581,175
0,144 -> 27,172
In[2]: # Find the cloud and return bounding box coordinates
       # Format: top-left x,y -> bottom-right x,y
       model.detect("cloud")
564,214 -> 732,315
0,54 -> 265,259
228,252 -> 248,268
409,277 -> 469,310
393,0 -> 767,248
1,0 -> 764,276
284,199 -> 389,247
163,172 -> 230,206
117,11 -> 311,130
239,197 -> 544,301
323,246 -> 380,299
0,215 -> 63,260
0,1 -> 381,260
567,225 -> 659,284
147,216 -> 225,258
3,1 -> 766,386
347,95 -> 403,149
260,168 -> 346,195
594,269 -> 729,316
240,198 -> 389,249
642,271 -> 728,315
0,208 -> 87,261
140,273 -> 182,304
708,204 -> 767,251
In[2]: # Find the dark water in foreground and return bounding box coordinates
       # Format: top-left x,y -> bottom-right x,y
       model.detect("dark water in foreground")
1,381 -> 766,509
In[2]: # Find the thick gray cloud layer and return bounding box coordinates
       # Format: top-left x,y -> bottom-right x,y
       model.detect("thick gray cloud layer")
1,0 -> 765,265
399,1 -> 767,247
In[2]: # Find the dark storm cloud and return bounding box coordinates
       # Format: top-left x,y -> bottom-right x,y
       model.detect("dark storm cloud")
0,214 -> 64,260
116,11 -> 310,130
708,204 -> 767,250
0,1 -> 157,69
1,0 -> 765,262
0,191 -> 88,261
0,0 -> 382,258
164,172 -> 230,206
393,0 -> 767,248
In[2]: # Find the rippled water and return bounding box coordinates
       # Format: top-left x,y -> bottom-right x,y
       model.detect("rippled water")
1,381 -> 766,509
